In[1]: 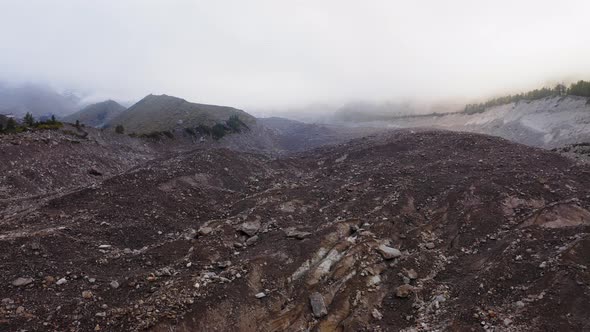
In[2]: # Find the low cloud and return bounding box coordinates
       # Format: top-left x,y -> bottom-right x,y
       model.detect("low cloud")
1,0 -> 590,112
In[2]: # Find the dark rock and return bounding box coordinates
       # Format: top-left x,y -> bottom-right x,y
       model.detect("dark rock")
88,168 -> 103,176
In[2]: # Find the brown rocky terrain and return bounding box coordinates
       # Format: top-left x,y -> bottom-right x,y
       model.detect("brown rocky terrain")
0,124 -> 157,219
1,129 -> 590,331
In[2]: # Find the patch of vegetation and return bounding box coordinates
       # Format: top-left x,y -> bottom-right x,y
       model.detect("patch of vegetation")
464,81 -> 590,114
1,118 -> 20,133
464,84 -> 566,114
196,124 -> 212,136
227,114 -> 249,133
211,123 -> 227,140
184,127 -> 196,136
0,113 -> 63,134
141,131 -> 164,140
183,115 -> 250,140
115,124 -> 125,134
35,122 -> 64,130
139,130 -> 174,141
74,119 -> 85,129
24,113 -> 35,126
568,80 -> 590,97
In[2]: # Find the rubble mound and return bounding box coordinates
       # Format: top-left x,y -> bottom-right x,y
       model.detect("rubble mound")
1,130 -> 589,331
0,124 -> 156,217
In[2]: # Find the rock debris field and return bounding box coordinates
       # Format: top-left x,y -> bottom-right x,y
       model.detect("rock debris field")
1,129 -> 589,331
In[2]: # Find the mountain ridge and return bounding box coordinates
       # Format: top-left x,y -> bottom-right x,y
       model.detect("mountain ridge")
62,100 -> 126,127
108,94 -> 256,134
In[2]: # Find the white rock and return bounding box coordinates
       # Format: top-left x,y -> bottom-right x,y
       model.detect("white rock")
12,277 -> 33,287
240,221 -> 261,237
367,275 -> 382,287
198,226 -> 213,236
376,244 -> 402,260
372,308 -> 383,320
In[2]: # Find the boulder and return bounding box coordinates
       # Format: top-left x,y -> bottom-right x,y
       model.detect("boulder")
239,221 -> 261,237
12,277 -> 33,287
376,244 -> 402,260
309,292 -> 328,318
246,235 -> 259,246
82,291 -> 93,299
395,284 -> 414,298
198,226 -> 213,236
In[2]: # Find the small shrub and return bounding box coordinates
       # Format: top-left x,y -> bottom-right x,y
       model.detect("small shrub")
115,125 -> 125,134
211,123 -> 227,140
196,124 -> 212,136
141,131 -> 163,140
227,114 -> 248,133
5,118 -> 17,132
24,112 -> 35,127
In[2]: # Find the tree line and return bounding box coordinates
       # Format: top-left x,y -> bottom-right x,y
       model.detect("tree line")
464,80 -> 590,114
0,112 -> 62,134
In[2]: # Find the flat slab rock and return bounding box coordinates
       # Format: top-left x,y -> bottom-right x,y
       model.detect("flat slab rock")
284,227 -> 312,239
12,277 -> 33,287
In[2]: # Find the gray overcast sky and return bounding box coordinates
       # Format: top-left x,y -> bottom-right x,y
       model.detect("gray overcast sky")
1,0 -> 590,110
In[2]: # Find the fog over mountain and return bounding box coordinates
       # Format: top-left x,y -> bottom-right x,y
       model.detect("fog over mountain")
0,81 -> 81,117
2,0 -> 590,113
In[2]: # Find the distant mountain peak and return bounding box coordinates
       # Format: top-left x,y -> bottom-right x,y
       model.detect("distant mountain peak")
62,100 -> 126,128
